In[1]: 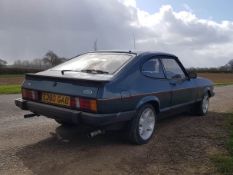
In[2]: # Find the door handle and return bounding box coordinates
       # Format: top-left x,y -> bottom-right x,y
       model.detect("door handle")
169,80 -> 176,86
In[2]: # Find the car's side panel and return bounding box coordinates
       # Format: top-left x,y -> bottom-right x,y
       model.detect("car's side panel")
193,77 -> 214,100
97,88 -> 171,114
169,79 -> 197,106
135,96 -> 160,110
159,56 -> 198,107
131,79 -> 172,110
98,54 -> 172,114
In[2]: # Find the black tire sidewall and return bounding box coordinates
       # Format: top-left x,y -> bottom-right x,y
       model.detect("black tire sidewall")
199,94 -> 209,116
129,104 -> 157,144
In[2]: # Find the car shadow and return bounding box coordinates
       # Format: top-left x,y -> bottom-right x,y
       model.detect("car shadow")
16,111 -> 228,175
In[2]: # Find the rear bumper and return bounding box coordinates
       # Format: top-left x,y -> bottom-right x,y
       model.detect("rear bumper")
15,98 -> 135,126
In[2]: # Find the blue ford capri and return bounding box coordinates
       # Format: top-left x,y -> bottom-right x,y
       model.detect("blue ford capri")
15,51 -> 214,144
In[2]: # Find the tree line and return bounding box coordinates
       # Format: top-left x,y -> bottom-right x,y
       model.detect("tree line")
188,59 -> 233,73
0,51 -> 68,74
0,52 -> 233,73
0,51 -> 67,69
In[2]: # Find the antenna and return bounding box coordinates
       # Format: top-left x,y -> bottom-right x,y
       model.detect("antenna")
94,39 -> 98,51
133,33 -> 136,50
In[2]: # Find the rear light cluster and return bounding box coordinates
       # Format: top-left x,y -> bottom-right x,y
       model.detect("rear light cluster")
22,88 -> 97,112
22,89 -> 38,101
70,97 -> 97,112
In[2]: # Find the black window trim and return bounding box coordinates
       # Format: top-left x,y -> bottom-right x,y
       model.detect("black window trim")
160,56 -> 189,80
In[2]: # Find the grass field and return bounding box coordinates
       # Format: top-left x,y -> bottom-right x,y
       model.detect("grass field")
0,85 -> 21,94
198,73 -> 233,85
0,74 -> 24,94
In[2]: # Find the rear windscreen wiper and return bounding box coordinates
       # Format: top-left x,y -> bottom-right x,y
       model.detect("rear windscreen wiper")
61,70 -> 80,75
81,69 -> 109,74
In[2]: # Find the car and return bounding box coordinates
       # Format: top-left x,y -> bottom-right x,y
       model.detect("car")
15,51 -> 215,144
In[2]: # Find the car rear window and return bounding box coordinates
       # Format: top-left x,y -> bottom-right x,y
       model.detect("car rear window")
52,53 -> 134,74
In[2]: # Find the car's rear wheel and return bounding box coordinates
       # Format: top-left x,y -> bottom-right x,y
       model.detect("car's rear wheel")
128,104 -> 157,145
193,93 -> 210,116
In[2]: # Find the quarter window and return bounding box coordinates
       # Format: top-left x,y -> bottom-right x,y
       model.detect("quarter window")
161,58 -> 186,79
141,58 -> 164,78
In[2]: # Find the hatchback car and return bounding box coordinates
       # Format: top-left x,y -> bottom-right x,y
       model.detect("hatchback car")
15,51 -> 214,144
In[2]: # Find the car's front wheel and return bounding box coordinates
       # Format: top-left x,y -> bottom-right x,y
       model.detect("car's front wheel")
128,104 -> 157,145
193,93 -> 210,116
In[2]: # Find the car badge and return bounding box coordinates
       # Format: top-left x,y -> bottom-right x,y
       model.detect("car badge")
53,82 -> 57,87
83,89 -> 92,95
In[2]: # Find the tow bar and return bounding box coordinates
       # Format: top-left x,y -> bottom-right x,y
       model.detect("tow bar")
24,113 -> 40,118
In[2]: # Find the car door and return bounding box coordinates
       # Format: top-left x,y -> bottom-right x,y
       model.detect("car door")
141,57 -> 172,110
161,57 -> 195,107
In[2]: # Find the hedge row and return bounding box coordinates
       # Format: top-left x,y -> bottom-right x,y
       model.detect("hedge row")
0,67 -> 45,74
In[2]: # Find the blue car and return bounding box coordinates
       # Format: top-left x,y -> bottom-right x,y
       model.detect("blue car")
15,51 -> 215,144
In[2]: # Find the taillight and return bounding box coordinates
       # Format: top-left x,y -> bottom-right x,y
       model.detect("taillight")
22,89 -> 38,101
70,97 -> 97,112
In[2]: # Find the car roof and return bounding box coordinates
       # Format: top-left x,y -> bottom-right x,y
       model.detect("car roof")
87,50 -> 177,58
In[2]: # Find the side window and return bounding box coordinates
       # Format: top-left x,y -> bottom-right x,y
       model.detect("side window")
161,58 -> 186,79
141,58 -> 165,78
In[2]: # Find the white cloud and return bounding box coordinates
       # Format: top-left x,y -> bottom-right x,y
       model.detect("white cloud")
130,4 -> 233,67
119,0 -> 137,7
0,0 -> 232,67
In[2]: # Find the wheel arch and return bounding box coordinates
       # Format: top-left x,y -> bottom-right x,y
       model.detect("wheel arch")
203,87 -> 211,97
136,96 -> 160,114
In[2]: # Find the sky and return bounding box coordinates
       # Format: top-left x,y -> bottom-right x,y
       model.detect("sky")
0,0 -> 233,67
136,0 -> 233,21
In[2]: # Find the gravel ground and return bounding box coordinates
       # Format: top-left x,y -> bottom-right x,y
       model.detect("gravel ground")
0,85 -> 233,175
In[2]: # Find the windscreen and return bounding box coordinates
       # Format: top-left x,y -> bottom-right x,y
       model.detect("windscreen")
52,53 -> 134,74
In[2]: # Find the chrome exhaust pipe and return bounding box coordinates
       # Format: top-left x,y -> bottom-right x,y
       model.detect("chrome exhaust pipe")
89,129 -> 105,138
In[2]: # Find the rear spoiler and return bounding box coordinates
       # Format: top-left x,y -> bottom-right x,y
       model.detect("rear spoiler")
25,73 -> 111,83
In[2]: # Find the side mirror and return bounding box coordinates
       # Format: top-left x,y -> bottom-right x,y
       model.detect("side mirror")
188,71 -> 197,79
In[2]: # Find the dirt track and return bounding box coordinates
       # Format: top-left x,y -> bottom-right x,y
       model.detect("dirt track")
0,85 -> 233,175
0,76 -> 24,85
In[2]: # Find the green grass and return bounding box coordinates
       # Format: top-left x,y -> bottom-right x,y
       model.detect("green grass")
0,85 -> 21,94
211,113 -> 233,175
211,155 -> 233,174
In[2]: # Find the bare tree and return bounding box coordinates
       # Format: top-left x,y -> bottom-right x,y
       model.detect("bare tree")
228,59 -> 233,70
11,51 -> 66,69
43,51 -> 64,66
221,59 -> 233,71
0,59 -> 7,67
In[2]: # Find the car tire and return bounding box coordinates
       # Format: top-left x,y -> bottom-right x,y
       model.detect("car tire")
128,104 -> 157,145
193,93 -> 210,116
54,119 -> 75,126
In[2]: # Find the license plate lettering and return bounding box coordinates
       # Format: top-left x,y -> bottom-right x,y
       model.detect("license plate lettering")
57,96 -> 69,104
42,93 -> 70,106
